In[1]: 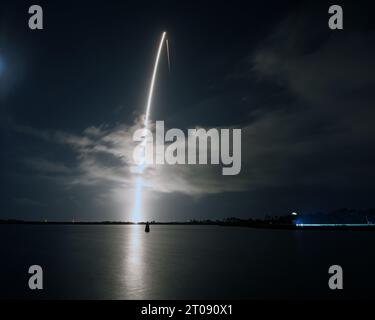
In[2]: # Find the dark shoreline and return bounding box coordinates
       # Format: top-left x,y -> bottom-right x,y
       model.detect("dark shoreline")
1,220 -> 375,231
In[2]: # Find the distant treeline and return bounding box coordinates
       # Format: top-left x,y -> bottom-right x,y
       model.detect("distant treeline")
0,216 -> 295,227
0,208 -> 374,227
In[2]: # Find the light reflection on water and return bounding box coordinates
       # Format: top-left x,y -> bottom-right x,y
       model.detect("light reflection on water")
122,224 -> 146,299
1,224 -> 375,299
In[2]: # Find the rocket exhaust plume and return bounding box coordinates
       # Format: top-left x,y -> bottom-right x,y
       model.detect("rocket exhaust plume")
132,31 -> 169,222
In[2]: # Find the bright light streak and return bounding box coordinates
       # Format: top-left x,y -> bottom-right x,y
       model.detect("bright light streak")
131,31 -> 169,222
132,177 -> 143,223
144,31 -> 167,128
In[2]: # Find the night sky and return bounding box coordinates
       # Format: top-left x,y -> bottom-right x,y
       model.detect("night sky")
1,0 -> 375,221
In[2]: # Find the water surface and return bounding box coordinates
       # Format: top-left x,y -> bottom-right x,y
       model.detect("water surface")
1,224 -> 374,299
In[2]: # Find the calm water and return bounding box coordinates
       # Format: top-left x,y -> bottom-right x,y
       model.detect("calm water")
0,224 -> 374,299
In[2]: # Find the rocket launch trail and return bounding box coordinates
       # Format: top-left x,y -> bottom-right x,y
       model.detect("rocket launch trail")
132,31 -> 169,222
144,31 -> 167,128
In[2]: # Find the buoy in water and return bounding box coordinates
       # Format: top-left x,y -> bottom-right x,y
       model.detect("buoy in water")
145,222 -> 150,232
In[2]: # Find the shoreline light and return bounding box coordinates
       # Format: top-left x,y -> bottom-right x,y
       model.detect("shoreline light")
296,223 -> 372,227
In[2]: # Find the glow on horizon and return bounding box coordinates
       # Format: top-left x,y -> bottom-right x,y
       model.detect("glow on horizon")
296,223 -> 372,227
131,31 -> 168,222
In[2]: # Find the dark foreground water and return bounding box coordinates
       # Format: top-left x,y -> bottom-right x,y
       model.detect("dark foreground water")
0,224 -> 374,299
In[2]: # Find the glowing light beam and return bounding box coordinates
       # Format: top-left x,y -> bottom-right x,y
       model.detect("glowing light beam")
131,31 -> 169,222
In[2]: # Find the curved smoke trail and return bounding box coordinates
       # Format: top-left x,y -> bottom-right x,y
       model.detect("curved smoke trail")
132,31 -> 169,222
